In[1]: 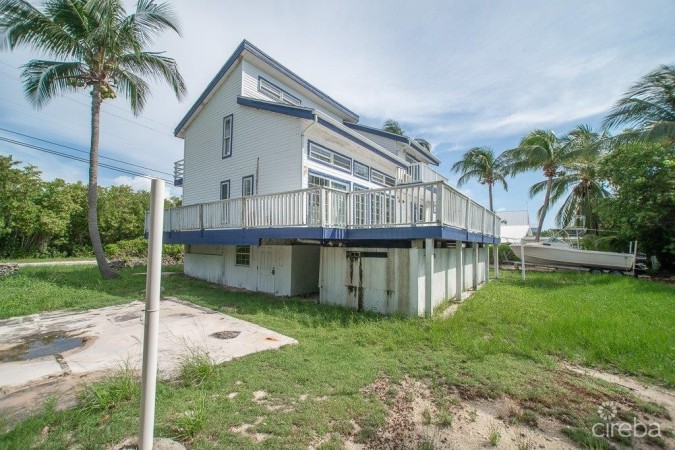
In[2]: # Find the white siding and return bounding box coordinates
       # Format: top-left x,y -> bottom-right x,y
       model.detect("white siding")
182,63 -> 303,205
241,59 -> 345,122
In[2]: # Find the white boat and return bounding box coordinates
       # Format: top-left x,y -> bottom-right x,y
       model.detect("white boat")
510,239 -> 635,272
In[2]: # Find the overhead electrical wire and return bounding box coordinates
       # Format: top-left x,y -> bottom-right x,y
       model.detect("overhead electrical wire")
0,127 -> 174,177
0,135 -> 174,185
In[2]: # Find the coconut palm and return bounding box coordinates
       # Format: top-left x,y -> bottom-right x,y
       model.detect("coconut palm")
0,0 -> 186,278
531,125 -> 610,231
450,147 -> 509,212
383,119 -> 404,136
503,130 -> 585,241
603,64 -> 675,142
414,138 -> 431,151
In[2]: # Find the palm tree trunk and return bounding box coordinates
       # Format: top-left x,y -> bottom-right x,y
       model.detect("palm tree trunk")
488,183 -> 494,212
88,85 -> 118,279
536,176 -> 553,242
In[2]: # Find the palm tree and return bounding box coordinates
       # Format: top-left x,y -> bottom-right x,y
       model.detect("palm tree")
383,119 -> 404,136
450,147 -> 509,212
0,0 -> 186,278
414,138 -> 431,151
603,65 -> 675,142
531,126 -> 609,231
503,130 -> 584,241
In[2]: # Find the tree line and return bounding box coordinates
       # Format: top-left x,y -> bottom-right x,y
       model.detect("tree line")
0,155 -> 180,259
450,65 -> 674,270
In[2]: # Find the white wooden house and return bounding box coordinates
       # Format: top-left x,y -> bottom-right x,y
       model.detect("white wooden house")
159,40 -> 501,315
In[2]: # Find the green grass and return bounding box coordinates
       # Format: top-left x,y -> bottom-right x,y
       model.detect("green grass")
0,256 -> 95,263
0,267 -> 672,449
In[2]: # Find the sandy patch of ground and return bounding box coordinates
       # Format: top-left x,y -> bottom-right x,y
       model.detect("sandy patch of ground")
341,376 -> 577,449
324,372 -> 674,450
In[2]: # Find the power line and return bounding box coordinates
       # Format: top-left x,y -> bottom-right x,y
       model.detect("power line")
0,136 -> 174,185
0,127 -> 174,177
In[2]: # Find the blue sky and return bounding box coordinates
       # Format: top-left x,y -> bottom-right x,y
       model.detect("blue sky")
0,0 -> 673,227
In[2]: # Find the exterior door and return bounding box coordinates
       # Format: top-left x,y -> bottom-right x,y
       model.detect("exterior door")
257,247 -> 276,294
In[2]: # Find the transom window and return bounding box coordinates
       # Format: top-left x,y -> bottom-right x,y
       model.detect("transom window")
235,245 -> 251,266
258,77 -> 301,106
220,180 -> 230,200
242,175 -> 254,196
353,161 -> 369,180
222,115 -> 233,158
371,170 -> 396,187
308,142 -> 352,173
308,173 -> 349,191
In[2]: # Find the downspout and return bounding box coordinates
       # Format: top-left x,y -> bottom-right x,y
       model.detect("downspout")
300,113 -> 319,188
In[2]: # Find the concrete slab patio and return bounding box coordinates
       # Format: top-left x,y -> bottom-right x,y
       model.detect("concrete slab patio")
0,299 -> 297,390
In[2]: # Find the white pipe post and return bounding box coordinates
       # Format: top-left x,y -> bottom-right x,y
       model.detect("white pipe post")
520,242 -> 526,280
139,179 -> 164,450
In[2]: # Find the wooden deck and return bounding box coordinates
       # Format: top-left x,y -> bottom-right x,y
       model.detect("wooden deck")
152,181 -> 500,243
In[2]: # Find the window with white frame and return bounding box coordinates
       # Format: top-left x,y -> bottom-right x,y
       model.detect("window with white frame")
308,142 -> 352,173
258,77 -> 302,106
353,161 -> 369,180
353,185 -> 368,225
371,170 -> 396,187
222,115 -> 233,158
308,173 -> 349,191
235,245 -> 250,266
220,180 -> 230,200
242,175 -> 254,196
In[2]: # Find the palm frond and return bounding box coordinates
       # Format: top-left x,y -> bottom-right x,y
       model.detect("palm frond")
0,0 -> 80,56
21,59 -> 85,108
117,51 -> 186,108
114,68 -> 149,113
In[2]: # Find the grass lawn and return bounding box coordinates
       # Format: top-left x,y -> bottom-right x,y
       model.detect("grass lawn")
0,266 -> 673,449
0,256 -> 95,264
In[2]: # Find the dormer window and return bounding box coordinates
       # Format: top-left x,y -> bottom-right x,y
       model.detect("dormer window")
258,77 -> 301,106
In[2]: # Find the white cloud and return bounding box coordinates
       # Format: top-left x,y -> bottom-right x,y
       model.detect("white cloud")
0,0 -> 673,225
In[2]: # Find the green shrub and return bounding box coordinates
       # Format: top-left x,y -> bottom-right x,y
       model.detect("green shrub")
104,237 -> 183,262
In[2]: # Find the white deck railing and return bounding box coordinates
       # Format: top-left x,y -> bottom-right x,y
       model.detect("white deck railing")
152,181 -> 500,237
406,162 -> 448,184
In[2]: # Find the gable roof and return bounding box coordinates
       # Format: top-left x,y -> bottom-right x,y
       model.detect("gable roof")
343,122 -> 441,165
175,40 -> 359,137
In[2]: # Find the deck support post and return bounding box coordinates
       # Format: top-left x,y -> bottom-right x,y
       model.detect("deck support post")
472,242 -> 478,289
455,240 -> 463,301
409,240 -> 421,315
485,244 -> 490,282
424,238 -> 433,316
520,242 -> 526,280
493,243 -> 499,279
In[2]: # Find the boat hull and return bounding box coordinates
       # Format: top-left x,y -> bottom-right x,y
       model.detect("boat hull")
510,243 -> 634,271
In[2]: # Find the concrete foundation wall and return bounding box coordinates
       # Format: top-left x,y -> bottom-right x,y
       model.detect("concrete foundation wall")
184,244 -> 320,296
320,243 -> 491,316
186,241 -> 493,316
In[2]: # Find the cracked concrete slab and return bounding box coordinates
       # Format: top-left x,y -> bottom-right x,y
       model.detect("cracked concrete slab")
0,299 -> 297,390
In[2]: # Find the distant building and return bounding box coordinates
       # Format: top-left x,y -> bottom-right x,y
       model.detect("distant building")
498,210 -> 533,243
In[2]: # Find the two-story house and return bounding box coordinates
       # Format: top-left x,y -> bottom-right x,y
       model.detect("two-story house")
161,40 -> 500,316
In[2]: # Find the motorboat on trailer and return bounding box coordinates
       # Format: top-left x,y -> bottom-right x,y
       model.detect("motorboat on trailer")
510,238 -> 637,273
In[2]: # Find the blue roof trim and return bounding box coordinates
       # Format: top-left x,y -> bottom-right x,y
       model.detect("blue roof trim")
343,122 -> 408,142
343,121 -> 441,166
175,40 -> 358,136
237,96 -> 315,120
317,118 -> 407,169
